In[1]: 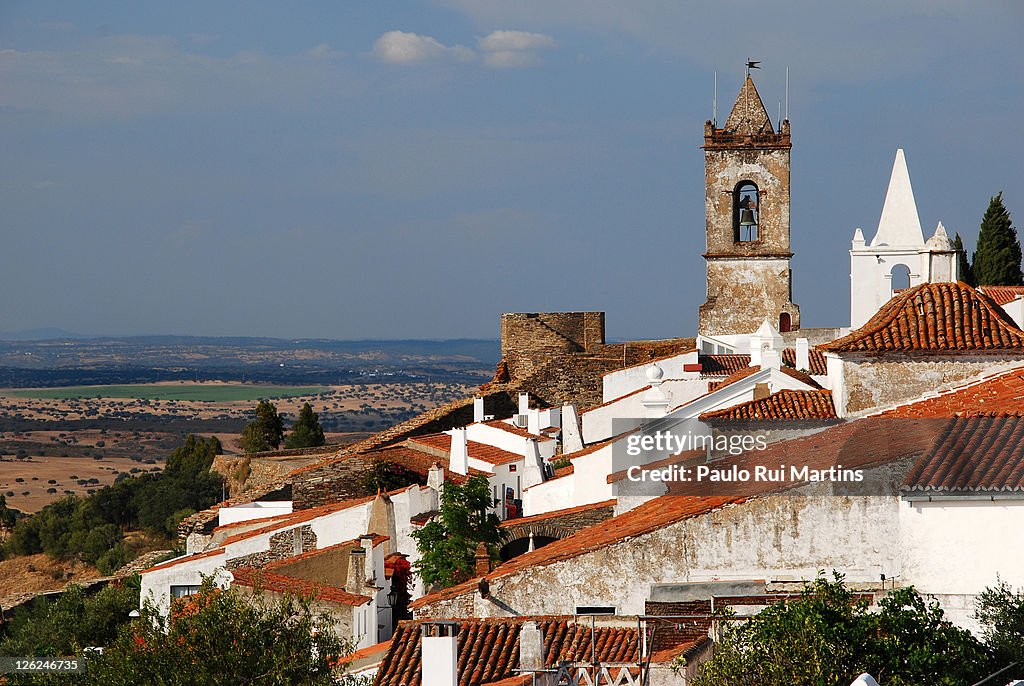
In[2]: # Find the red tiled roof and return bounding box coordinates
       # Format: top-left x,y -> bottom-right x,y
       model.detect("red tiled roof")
375,617 -> 685,686
820,282 -> 1024,353
477,419 -> 555,442
699,354 -> 752,377
230,567 -> 371,606
781,347 -> 828,375
707,365 -> 760,392
699,390 -> 837,421
978,285 -> 1024,306
498,499 -> 616,529
878,366 -> 1024,418
408,433 -> 524,466
347,639 -> 392,664
903,414 -> 1024,493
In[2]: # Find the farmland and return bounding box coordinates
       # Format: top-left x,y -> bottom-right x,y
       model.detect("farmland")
8,383 -> 330,402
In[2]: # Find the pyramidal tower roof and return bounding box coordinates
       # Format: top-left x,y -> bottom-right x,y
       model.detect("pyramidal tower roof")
724,76 -> 774,135
870,149 -> 925,247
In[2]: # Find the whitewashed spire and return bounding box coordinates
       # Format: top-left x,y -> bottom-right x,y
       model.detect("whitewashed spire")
870,149 -> 924,247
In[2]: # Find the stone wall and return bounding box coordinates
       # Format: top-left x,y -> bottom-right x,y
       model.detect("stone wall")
415,494 -> 901,619
226,524 -> 317,570
500,503 -> 615,545
699,258 -> 800,336
839,353 -> 1024,416
500,312 -> 605,380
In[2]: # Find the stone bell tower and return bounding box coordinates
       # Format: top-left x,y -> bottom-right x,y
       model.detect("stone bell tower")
698,73 -> 800,337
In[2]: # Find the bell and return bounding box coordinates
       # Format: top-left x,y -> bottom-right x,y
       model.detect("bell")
739,209 -> 757,227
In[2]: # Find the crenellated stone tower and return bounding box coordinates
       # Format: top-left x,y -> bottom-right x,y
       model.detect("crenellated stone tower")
698,75 -> 800,337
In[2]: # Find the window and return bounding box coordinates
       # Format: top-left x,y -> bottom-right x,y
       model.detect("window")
733,181 -> 760,242
170,584 -> 200,599
779,312 -> 792,333
890,264 -> 911,293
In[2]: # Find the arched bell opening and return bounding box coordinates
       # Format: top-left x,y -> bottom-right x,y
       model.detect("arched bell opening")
733,180 -> 760,242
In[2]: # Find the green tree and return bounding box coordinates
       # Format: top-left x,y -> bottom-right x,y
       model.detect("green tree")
285,402 -> 326,449
70,579 -> 358,686
359,459 -> 422,494
239,400 -> 285,453
0,579 -> 140,659
975,578 -> 1024,666
972,192 -> 1023,286
411,474 -> 501,589
954,232 -> 976,286
685,573 -> 990,686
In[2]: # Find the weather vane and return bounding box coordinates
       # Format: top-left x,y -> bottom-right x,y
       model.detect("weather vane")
745,59 -> 760,79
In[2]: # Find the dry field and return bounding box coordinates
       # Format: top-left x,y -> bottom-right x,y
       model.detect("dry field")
0,381 -> 473,512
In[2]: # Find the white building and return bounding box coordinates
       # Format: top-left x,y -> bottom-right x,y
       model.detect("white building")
849,149 -> 959,329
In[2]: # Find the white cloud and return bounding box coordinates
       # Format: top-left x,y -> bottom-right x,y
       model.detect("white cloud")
372,31 -> 472,65
483,50 -> 542,69
307,43 -> 336,59
477,30 -> 555,68
478,30 -> 555,52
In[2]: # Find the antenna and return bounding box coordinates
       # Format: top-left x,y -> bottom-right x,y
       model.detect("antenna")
713,71 -> 718,126
785,66 -> 790,121
778,101 -> 782,132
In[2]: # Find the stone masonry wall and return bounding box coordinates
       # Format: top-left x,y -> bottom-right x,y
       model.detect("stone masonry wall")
226,524 -> 317,570
500,312 -> 605,380
841,353 -> 1024,416
699,258 -> 799,336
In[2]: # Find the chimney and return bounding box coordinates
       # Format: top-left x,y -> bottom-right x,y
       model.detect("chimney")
474,542 -> 491,576
795,338 -> 810,372
427,462 -> 444,492
473,397 -> 485,423
522,437 -> 544,489
450,428 -> 468,475
519,621 -> 544,672
561,403 -> 584,453
753,382 -> 771,400
518,392 -> 530,415
346,546 -> 367,594
641,363 -> 670,418
421,621 -> 459,686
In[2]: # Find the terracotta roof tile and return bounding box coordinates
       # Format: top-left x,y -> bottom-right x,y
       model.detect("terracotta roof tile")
699,354 -> 751,377
699,390 -> 837,421
878,366 -> 1024,418
497,500 -> 616,529
978,285 -> 1024,306
374,617 -> 685,686
262,536 -> 384,571
230,567 -> 371,606
408,433 -> 524,466
820,282 -> 1024,353
781,347 -> 828,375
903,414 -> 1024,493
476,419 -> 555,442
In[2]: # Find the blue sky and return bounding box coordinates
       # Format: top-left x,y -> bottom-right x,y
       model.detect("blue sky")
2,1 -> 1022,340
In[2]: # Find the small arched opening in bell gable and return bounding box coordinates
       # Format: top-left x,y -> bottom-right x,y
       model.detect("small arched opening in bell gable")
890,263 -> 911,294
733,180 -> 760,242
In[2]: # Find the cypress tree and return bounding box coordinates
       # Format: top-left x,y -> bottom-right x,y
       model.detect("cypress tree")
972,192 -> 1023,286
285,402 -> 326,449
954,232 -> 976,286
